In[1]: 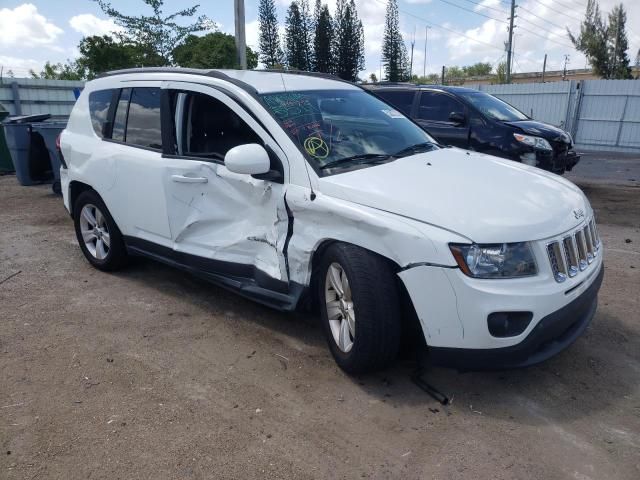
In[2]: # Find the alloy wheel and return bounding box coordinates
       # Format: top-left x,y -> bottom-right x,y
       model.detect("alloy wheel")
324,262 -> 355,353
79,204 -> 111,260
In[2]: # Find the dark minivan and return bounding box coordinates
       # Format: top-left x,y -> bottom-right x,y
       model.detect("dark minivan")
365,84 -> 580,174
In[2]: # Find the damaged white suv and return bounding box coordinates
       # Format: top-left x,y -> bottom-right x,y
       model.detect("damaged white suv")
60,68 -> 603,373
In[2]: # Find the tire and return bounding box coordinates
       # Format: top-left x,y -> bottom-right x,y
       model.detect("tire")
317,243 -> 402,374
52,180 -> 62,195
73,190 -> 128,271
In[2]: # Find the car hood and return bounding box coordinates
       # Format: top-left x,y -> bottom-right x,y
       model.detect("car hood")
317,148 -> 589,243
504,120 -> 571,143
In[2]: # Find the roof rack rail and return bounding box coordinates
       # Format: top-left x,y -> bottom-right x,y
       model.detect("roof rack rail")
95,67 -> 259,95
367,81 -> 417,87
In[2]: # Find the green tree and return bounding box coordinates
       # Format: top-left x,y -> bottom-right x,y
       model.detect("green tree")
313,0 -> 334,73
300,0 -> 314,71
445,66 -> 465,84
568,0 -> 609,78
92,0 -> 214,65
258,0 -> 283,68
463,62 -> 493,77
285,1 -> 311,70
29,61 -> 83,80
494,62 -> 507,84
369,72 -> 378,83
382,0 -> 409,82
607,4 -> 632,79
334,0 -> 364,81
172,32 -> 258,69
75,35 -> 162,79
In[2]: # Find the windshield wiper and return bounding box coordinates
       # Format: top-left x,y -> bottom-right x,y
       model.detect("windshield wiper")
392,142 -> 437,158
319,153 -> 392,170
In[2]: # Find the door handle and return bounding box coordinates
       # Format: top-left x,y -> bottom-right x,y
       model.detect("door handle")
171,174 -> 208,184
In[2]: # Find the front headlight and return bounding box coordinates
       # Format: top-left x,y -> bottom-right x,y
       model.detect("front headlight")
449,242 -> 538,279
513,133 -> 552,151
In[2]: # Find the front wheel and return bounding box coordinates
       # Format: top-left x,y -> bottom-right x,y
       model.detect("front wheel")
317,243 -> 402,374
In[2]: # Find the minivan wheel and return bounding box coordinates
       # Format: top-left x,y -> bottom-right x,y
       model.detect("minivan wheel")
74,190 -> 128,271
318,243 -> 402,374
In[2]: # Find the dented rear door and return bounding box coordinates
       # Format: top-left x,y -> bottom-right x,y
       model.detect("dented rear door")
161,81 -> 291,285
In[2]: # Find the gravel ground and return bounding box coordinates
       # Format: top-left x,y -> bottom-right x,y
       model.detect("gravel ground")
1,168 -> 639,479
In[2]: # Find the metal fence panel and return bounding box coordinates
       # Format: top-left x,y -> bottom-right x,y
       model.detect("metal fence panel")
0,77 -> 84,119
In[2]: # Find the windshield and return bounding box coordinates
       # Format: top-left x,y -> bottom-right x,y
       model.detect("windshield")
457,91 -> 528,122
259,89 -> 437,172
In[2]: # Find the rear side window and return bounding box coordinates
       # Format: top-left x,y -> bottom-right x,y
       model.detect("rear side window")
125,88 -> 163,149
418,92 -> 464,122
375,90 -> 416,116
88,89 -> 113,138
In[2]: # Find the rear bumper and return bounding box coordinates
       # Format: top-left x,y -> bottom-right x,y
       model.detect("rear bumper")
428,264 -> 604,370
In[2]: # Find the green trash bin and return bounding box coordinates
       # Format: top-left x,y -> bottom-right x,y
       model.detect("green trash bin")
0,108 -> 13,173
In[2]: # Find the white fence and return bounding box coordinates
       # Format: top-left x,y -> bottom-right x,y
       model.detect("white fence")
467,79 -> 640,153
0,77 -> 84,120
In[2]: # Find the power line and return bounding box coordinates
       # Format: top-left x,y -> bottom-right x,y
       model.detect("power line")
518,5 -> 575,32
433,0 -> 509,25
526,0 -> 585,23
372,0 -> 505,52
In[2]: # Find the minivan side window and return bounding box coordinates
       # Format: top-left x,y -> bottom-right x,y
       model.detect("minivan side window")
111,88 -> 131,142
88,89 -> 114,138
418,92 -> 464,123
172,91 -> 260,160
125,88 -> 163,149
375,90 -> 415,116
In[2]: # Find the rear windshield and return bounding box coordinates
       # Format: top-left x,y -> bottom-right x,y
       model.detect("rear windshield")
259,89 -> 436,172
457,91 -> 528,122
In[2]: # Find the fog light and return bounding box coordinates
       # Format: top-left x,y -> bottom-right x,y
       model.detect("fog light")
487,311 -> 533,337
520,152 -> 538,166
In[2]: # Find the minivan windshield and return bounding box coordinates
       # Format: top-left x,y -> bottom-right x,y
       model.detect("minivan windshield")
457,91 -> 528,122
259,89 -> 438,172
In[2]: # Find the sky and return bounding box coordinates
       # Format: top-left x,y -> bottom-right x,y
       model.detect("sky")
0,0 -> 638,80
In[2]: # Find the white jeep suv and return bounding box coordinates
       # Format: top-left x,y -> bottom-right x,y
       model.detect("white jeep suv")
60,68 -> 604,373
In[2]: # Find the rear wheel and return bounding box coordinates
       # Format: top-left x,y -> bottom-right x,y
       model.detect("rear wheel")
317,243 -> 402,374
73,190 -> 128,271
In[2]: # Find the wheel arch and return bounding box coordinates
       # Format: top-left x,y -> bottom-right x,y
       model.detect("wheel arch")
306,239 -> 423,350
69,181 -> 96,219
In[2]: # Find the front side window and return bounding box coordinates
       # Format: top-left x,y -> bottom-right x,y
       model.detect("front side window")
260,89 -> 437,174
417,92 -> 464,122
88,89 -> 113,138
456,91 -> 528,122
172,91 -> 260,160
125,88 -> 162,149
375,90 -> 416,116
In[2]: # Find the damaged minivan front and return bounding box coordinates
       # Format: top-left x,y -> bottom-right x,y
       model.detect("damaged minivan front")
60,68 -> 603,374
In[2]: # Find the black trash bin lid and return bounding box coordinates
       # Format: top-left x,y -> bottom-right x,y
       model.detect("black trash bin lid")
4,114 -> 51,124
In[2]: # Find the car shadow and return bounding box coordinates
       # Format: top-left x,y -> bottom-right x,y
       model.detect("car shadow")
112,257 -> 638,428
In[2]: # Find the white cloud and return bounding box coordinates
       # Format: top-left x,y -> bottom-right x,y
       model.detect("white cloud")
69,14 -> 122,37
0,3 -> 63,49
0,54 -> 42,77
405,0 -> 433,4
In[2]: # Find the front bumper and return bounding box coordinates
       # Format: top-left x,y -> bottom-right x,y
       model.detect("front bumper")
535,147 -> 580,174
428,264 -> 603,369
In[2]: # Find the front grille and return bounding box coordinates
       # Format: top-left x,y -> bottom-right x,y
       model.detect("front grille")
547,218 -> 600,283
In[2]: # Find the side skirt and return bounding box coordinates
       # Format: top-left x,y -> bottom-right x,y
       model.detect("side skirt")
123,236 -> 305,311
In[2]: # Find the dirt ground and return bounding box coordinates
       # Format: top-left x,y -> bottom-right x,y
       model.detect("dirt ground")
1,167 -> 639,479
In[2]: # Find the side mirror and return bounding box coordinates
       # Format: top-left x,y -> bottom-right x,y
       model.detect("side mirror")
449,112 -> 466,125
224,143 -> 270,175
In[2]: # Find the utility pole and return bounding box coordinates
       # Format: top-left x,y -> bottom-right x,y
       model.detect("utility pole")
542,53 -> 547,83
441,65 -> 445,85
409,26 -> 416,80
234,0 -> 247,69
563,54 -> 570,80
505,0 -> 516,83
423,26 -> 430,78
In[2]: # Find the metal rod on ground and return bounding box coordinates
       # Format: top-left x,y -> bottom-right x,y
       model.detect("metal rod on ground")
234,0 -> 247,69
